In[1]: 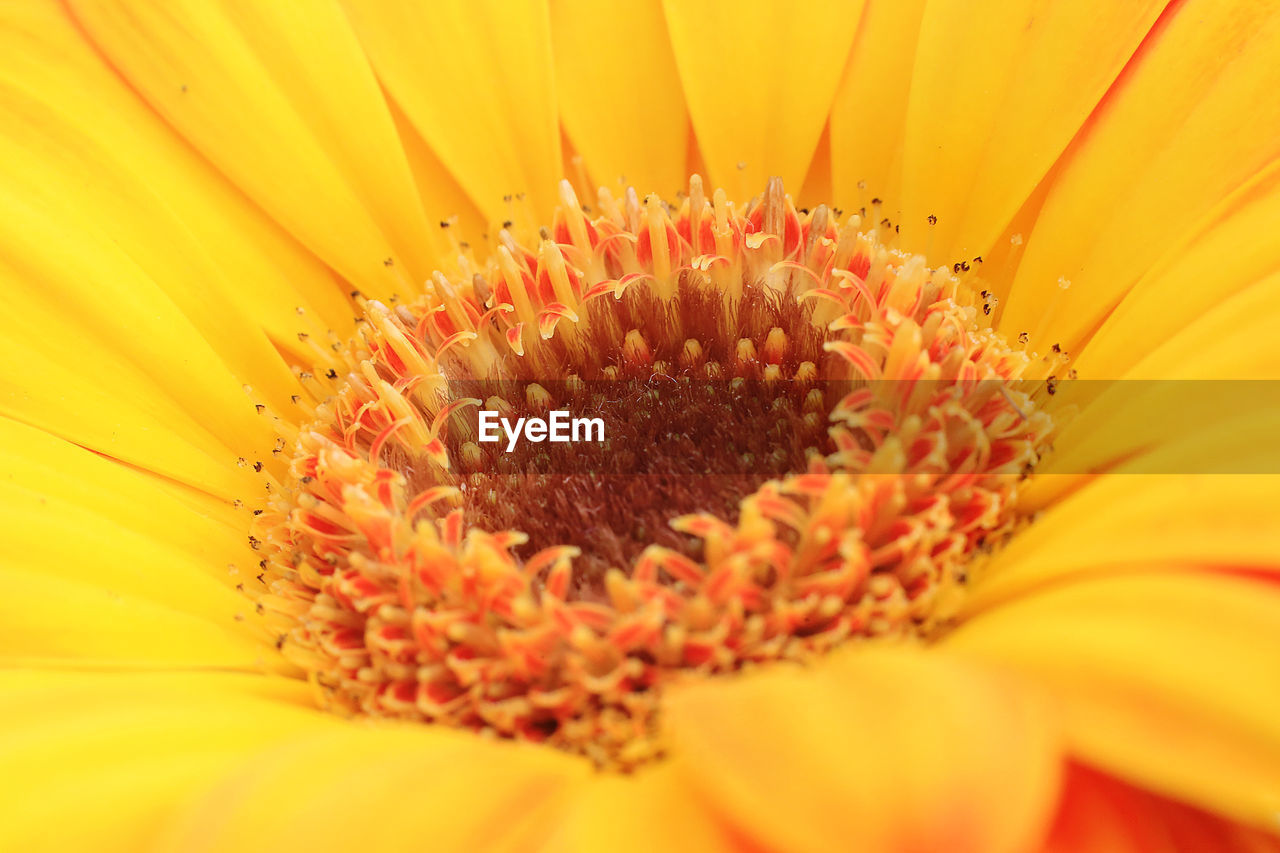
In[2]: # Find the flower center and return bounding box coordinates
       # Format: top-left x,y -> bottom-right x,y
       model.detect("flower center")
453,280 -> 839,599
255,177 -> 1058,768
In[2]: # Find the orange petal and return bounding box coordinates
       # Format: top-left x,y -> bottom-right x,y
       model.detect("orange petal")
665,646 -> 1061,853
947,573 -> 1280,831
1044,764 -> 1280,853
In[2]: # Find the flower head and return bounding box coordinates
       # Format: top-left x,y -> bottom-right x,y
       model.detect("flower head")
259,176 -> 1057,767
3,1 -> 1280,851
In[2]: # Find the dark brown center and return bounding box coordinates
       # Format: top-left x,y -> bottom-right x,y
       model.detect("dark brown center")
432,278 -> 843,597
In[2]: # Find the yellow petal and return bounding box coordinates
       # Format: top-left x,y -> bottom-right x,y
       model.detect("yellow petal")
0,420 -> 274,664
0,417 -> 248,566
551,0 -> 688,197
1030,282 -> 1280,495
663,0 -> 865,202
0,487 -> 252,628
970,472 -> 1280,614
897,0 -> 1167,260
342,0 -> 562,228
0,326 -> 259,501
0,155 -> 283,458
0,425 -> 287,671
666,646 -> 1061,853
946,573 -> 1280,831
156,725 -> 586,853
0,3 -> 330,479
1000,0 -> 1280,354
829,0 -> 927,212
384,93 -> 488,242
1076,158 -> 1280,378
0,1 -> 353,361
0,670 -> 335,853
1024,392 -> 1280,511
1118,270 -> 1280,380
68,0 -> 447,296
796,122 -> 834,211
0,568 -> 264,669
550,763 -> 738,853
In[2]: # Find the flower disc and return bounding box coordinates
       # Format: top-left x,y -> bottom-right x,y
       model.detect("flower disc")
257,177 -> 1058,768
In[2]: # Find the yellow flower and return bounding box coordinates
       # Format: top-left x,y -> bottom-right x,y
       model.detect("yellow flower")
2,1 -> 1280,851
